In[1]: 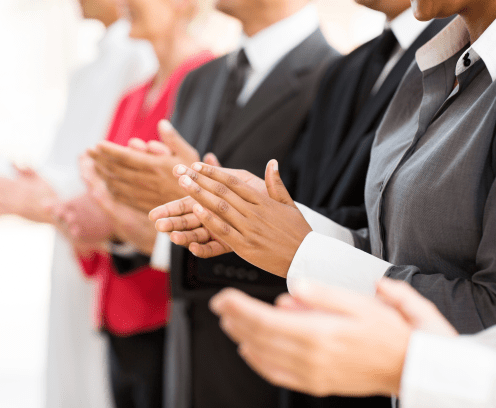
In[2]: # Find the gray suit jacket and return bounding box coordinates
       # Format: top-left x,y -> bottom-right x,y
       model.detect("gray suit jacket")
166,29 -> 339,408
356,40 -> 496,334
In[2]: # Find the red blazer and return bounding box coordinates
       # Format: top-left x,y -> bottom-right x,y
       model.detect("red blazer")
79,51 -> 214,336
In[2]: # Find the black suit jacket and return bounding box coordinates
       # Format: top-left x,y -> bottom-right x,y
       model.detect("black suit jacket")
282,18 -> 452,408
166,29 -> 339,408
286,19 -> 452,231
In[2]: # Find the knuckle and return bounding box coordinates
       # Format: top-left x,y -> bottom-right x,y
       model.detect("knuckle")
205,166 -> 215,176
189,171 -> 198,182
226,175 -> 239,187
193,185 -> 202,195
214,183 -> 229,196
217,199 -> 230,213
220,222 -> 231,236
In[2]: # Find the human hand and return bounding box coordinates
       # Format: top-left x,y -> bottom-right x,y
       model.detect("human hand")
151,159 -> 309,277
210,281 -> 412,397
87,120 -> 200,213
148,158 -> 268,257
50,193 -> 114,246
375,278 -> 458,336
0,165 -> 57,223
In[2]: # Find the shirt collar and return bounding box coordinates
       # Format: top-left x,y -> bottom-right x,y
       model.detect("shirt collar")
99,19 -> 130,52
387,8 -> 431,51
237,4 -> 319,73
416,16 -> 496,82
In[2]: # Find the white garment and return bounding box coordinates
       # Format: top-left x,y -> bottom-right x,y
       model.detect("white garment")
150,5 -> 320,271
44,19 -> 157,408
286,16 -> 496,297
371,9 -> 429,94
401,328 -> 496,408
236,4 -> 320,105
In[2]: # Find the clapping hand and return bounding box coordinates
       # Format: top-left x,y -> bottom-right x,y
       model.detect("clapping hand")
149,160 -> 312,278
88,120 -> 200,213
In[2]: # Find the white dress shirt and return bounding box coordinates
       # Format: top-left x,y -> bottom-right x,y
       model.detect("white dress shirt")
151,5 -> 320,271
44,20 -> 157,408
287,16 -> 496,296
401,328 -> 496,408
371,9 -> 429,94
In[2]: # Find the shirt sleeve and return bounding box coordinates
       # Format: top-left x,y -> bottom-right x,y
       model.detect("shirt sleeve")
150,232 -> 171,271
401,331 -> 496,408
288,201 -> 390,295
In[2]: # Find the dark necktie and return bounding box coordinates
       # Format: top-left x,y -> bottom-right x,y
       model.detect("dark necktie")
354,29 -> 398,116
210,49 -> 251,150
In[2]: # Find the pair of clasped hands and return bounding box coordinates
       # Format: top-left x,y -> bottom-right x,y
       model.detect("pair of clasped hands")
87,119 -> 458,398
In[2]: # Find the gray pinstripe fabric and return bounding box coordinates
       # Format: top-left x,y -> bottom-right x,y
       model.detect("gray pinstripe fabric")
355,44 -> 496,334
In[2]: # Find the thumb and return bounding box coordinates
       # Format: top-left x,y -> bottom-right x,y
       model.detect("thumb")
203,152 -> 221,167
265,160 -> 296,208
158,119 -> 198,160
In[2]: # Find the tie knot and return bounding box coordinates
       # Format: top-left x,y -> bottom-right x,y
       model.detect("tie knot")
236,48 -> 250,70
376,29 -> 397,60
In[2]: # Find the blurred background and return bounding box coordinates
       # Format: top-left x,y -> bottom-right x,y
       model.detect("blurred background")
0,0 -> 383,406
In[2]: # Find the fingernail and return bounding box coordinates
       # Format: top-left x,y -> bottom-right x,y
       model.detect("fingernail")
182,175 -> 192,186
176,165 -> 187,175
194,204 -> 204,213
273,160 -> 279,172
192,163 -> 202,171
159,119 -> 173,132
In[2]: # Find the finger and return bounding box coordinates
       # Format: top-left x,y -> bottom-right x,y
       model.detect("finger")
155,212 -> 202,233
128,138 -> 147,152
94,141 -> 152,171
265,160 -> 297,208
179,162 -> 262,205
291,279 -> 375,318
189,202 -> 243,249
275,293 -> 311,311
188,240 -> 232,258
93,157 -> 151,187
169,228 -> 212,246
238,345 -> 307,394
149,196 -> 197,222
106,177 -> 159,204
175,174 -> 248,230
158,120 -> 199,159
203,152 -> 221,167
147,140 -> 173,156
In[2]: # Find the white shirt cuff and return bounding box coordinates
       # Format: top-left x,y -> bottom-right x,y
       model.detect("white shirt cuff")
286,231 -> 390,295
150,232 -> 171,271
401,331 -> 496,408
295,202 -> 354,244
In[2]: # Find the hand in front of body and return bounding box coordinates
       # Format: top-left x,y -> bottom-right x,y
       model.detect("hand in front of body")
50,193 -> 114,249
0,165 -> 57,223
81,153 -> 157,255
150,160 -> 311,278
209,278 -> 457,398
87,120 -> 200,213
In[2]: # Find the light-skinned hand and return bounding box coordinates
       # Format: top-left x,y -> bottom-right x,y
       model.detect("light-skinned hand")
210,280 -> 413,398
87,120 -> 200,213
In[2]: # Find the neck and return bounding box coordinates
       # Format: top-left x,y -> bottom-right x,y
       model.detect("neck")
459,1 -> 496,43
151,28 -> 202,89
242,2 -> 307,37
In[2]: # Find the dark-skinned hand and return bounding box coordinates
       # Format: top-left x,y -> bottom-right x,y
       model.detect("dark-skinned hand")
150,159 -> 311,278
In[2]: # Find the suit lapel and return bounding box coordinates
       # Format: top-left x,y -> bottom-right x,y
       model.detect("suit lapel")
194,57 -> 230,156
314,18 -> 452,205
213,29 -> 329,162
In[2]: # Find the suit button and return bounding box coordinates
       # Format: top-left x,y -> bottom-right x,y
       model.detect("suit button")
225,266 -> 236,278
463,52 -> 471,67
247,269 -> 259,281
235,268 -> 246,280
213,264 -> 225,276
